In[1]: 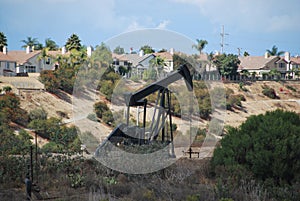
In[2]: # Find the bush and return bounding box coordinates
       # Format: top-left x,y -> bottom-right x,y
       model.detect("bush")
286,85 -> 297,92
262,86 -> 278,99
239,82 -> 248,92
212,110 -> 300,186
42,141 -> 64,153
87,113 -> 98,122
94,101 -> 109,119
29,107 -> 48,121
94,101 -> 114,126
226,94 -> 245,110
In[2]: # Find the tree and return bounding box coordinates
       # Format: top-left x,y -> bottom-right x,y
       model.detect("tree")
212,109 -> 300,185
45,38 -> 58,51
29,107 -> 48,121
113,46 -> 125,54
90,42 -> 113,68
268,68 -> 281,79
212,54 -> 240,78
158,48 -> 168,53
140,45 -> 155,54
0,92 -> 29,126
0,32 -> 8,52
192,39 -> 208,55
65,33 -> 82,51
266,45 -> 284,56
149,56 -> 165,78
39,70 -> 60,92
2,86 -> 12,93
21,36 -> 42,50
94,101 -> 110,119
243,51 -> 250,57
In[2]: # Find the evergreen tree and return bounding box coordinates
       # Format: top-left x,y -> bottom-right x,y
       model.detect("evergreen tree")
65,33 -> 82,51
0,32 -> 8,52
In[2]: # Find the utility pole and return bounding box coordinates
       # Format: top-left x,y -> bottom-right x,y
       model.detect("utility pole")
220,25 -> 229,54
237,47 -> 242,56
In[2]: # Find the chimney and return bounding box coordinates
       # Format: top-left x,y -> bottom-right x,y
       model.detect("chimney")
61,46 -> 66,55
169,48 -> 174,55
3,46 -> 7,54
264,52 -> 269,58
139,49 -> 144,57
26,46 -> 30,54
87,46 -> 92,57
284,52 -> 290,62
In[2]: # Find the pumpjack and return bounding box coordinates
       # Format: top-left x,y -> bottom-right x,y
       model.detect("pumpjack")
98,64 -> 193,155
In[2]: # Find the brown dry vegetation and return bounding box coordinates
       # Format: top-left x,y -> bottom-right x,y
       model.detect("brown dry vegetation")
1,80 -> 300,200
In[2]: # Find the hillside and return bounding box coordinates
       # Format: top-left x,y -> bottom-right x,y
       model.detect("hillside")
4,79 -> 299,148
223,81 -> 300,127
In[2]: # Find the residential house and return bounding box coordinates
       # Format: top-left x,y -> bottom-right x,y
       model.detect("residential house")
238,53 -> 283,78
0,47 -> 17,76
112,50 -> 155,78
7,46 -> 54,74
289,56 -> 300,78
112,49 -> 175,78
154,51 -> 174,73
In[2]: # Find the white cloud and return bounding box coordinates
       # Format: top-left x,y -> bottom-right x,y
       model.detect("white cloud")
170,0 -> 300,33
126,21 -> 145,31
156,20 -> 170,29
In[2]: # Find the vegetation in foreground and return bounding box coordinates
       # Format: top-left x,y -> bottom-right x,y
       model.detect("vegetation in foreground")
0,108 -> 299,201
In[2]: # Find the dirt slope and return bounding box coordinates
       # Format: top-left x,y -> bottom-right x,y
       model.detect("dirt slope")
19,90 -> 73,120
12,80 -> 300,149
223,81 -> 300,127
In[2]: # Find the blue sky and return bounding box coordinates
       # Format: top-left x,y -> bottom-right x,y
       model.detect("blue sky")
1,0 -> 300,56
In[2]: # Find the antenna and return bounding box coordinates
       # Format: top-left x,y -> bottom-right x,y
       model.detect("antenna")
220,25 -> 229,54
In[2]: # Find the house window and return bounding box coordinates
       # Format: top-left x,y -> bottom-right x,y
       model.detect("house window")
25,66 -> 36,73
124,61 -> 128,66
6,62 -> 10,69
45,57 -> 51,65
279,63 -> 285,68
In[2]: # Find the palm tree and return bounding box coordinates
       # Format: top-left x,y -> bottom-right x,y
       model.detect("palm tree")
45,38 -> 58,51
192,39 -> 208,55
243,51 -> 250,57
37,47 -> 50,70
0,32 -> 8,52
21,37 -> 42,50
150,56 -> 165,78
266,45 -> 284,56
65,34 -> 82,51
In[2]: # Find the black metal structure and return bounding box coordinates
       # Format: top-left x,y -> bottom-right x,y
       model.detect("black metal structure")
100,64 -> 193,153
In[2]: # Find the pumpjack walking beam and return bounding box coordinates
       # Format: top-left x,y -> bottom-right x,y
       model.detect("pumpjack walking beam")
100,64 -> 193,148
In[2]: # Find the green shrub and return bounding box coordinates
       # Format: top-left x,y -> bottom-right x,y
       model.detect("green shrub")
286,85 -> 297,92
29,107 -> 48,121
94,101 -> 109,119
262,87 -> 278,99
42,141 -> 64,153
212,110 -> 300,186
239,82 -> 248,92
87,113 -> 98,122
